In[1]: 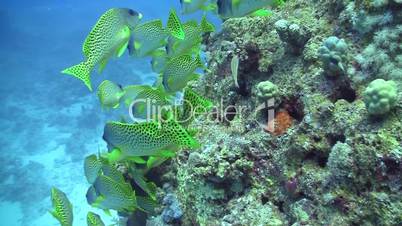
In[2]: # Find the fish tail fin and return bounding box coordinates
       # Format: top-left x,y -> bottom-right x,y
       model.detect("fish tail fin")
164,120 -> 201,149
61,61 -> 93,91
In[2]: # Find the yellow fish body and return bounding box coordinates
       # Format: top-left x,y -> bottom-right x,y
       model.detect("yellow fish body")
62,8 -> 142,91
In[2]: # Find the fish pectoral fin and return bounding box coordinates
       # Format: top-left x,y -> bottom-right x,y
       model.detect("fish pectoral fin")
134,41 -> 142,50
98,58 -> 109,73
127,156 -> 147,164
93,195 -> 105,208
116,40 -> 129,57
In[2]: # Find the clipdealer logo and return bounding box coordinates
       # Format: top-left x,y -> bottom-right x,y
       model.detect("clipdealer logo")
128,97 -> 276,132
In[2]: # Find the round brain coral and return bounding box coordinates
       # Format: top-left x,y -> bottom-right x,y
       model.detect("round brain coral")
363,79 -> 398,116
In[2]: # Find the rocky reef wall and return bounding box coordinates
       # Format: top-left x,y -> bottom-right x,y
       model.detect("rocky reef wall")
151,0 -> 402,225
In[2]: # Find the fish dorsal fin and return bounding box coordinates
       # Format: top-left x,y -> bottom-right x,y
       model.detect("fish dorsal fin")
184,20 -> 199,28
167,9 -> 185,40
147,19 -> 164,29
135,19 -> 164,34
201,14 -> 215,33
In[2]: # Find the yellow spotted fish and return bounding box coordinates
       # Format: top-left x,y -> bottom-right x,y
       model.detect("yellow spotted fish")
128,19 -> 169,58
166,17 -> 213,58
122,85 -> 173,121
84,154 -> 103,184
217,0 -> 279,19
62,8 -> 142,91
180,0 -> 217,14
50,187 -> 73,226
87,212 -> 105,226
103,119 -> 200,158
91,175 -> 137,212
162,54 -> 204,93
97,80 -> 125,109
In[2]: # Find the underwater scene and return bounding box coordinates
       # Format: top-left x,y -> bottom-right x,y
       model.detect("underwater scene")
0,0 -> 401,225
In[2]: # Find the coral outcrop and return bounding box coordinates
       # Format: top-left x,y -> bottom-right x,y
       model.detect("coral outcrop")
154,0 -> 402,225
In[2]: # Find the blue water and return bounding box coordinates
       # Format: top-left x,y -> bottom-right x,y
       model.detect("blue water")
0,1 -> 218,225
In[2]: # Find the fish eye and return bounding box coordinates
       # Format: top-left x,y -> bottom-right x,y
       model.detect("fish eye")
128,9 -> 137,16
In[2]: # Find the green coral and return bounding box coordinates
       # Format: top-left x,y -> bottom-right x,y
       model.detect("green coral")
363,79 -> 398,116
256,81 -> 280,101
327,142 -> 354,180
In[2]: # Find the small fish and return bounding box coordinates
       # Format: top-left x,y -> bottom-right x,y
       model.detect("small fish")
128,19 -> 169,58
84,154 -> 103,184
231,55 -> 239,88
162,54 -> 203,93
50,187 -> 73,226
166,21 -> 203,57
217,0 -> 278,19
167,9 -> 185,40
92,175 -> 137,212
102,119 -> 199,158
97,80 -> 125,109
122,85 -> 173,121
87,212 -> 105,226
62,8 -> 142,91
180,0 -> 217,15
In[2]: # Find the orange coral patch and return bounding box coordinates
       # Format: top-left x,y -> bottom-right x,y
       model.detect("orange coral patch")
265,110 -> 293,136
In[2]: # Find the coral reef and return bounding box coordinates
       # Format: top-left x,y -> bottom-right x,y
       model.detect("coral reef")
318,36 -> 348,76
154,0 -> 402,225
256,80 -> 280,101
363,79 -> 398,116
55,0 -> 402,225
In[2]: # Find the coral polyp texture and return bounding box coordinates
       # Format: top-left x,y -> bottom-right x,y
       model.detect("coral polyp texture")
363,79 -> 398,116
318,36 -> 348,76
53,0 -> 402,225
